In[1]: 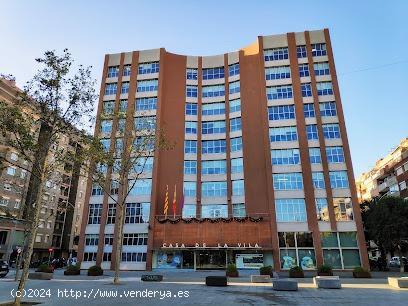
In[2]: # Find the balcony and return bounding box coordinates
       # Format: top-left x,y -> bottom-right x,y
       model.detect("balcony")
378,175 -> 397,193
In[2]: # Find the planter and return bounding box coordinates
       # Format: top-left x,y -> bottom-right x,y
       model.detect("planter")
226,271 -> 239,277
141,275 -> 163,282
289,271 -> 304,278
206,276 -> 228,287
353,271 -> 371,278
273,279 -> 298,291
64,270 -> 80,276
88,270 -> 103,276
29,272 -> 53,280
318,272 -> 333,277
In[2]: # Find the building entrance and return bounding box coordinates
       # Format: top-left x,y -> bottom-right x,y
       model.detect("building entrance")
196,250 -> 226,270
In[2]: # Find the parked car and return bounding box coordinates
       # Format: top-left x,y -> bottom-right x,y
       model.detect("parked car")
389,256 -> 407,267
0,260 -> 9,278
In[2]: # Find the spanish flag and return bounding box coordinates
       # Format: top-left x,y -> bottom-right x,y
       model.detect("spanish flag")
164,185 -> 169,217
172,184 -> 177,218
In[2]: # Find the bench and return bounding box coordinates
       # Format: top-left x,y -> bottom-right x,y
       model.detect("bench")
141,274 -> 163,282
313,276 -> 341,289
206,276 -> 228,287
251,275 -> 271,283
272,279 -> 298,291
388,277 -> 408,288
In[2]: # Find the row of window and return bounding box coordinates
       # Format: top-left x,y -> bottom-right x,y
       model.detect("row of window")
182,180 -> 244,197
272,171 -> 349,190
271,146 -> 345,165
107,62 -> 160,79
182,203 -> 246,218
105,79 -> 159,96
264,44 -> 327,61
88,202 -> 150,225
83,252 -> 147,263
186,63 -> 240,81
185,99 -> 241,116
268,123 -> 340,141
266,82 -> 333,100
184,158 -> 243,175
185,138 -> 242,154
265,62 -> 330,80
185,118 -> 241,135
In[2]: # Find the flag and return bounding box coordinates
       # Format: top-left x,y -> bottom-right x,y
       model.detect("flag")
172,184 -> 177,218
164,185 -> 169,217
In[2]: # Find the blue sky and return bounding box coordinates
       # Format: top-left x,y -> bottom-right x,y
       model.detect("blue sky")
1,0 -> 407,177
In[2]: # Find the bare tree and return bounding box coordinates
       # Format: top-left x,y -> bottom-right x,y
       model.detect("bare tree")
0,49 -> 96,306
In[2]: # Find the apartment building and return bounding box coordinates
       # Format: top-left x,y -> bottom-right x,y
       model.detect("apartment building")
0,78 -> 87,262
357,138 -> 408,202
79,28 -> 369,271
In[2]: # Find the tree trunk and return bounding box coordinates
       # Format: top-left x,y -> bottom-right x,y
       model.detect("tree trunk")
113,202 -> 125,284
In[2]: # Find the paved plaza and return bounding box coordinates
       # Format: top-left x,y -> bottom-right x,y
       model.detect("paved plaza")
1,270 -> 408,305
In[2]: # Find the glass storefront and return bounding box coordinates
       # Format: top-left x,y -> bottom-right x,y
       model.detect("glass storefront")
197,250 -> 226,270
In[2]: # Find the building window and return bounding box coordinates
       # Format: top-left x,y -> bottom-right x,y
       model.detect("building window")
303,103 -> 315,118
229,63 -> 239,76
121,252 -> 147,262
6,167 -> 16,176
183,204 -> 196,218
201,205 -> 228,218
83,252 -> 97,262
0,197 -> 9,206
107,66 -> 119,78
276,199 -> 307,222
103,252 -> 112,262
301,83 -> 312,97
100,139 -> 110,152
132,156 -> 154,174
298,64 -> 310,77
136,97 -> 157,111
232,180 -> 245,196
20,170 -> 27,179
117,119 -> 126,134
202,140 -> 226,154
264,47 -> 289,61
316,198 -> 329,221
91,183 -> 104,196
314,62 -> 330,76
333,198 -> 353,220
306,124 -> 318,140
271,149 -> 300,165
309,148 -> 321,164
273,173 -> 303,190
119,99 -> 128,113
201,181 -> 227,197
134,116 -> 156,130
186,103 -> 198,115
399,181 -> 407,191
312,172 -> 325,189
107,204 -> 116,224
201,120 -> 225,134
110,180 -> 119,195
137,79 -> 158,92
104,83 -> 117,95
125,202 -> 150,223
184,160 -> 197,175
186,68 -> 198,80
202,102 -> 225,116
230,137 -> 242,152
230,117 -> 241,132
202,85 -> 225,98
323,123 -> 340,139
296,45 -> 307,58
320,102 -> 337,116
121,82 -> 129,94
203,67 -> 224,80
269,126 -> 298,142
202,160 -> 227,175
321,232 -> 360,269
123,233 -> 148,246
184,140 -> 197,154
185,121 -> 198,134
88,204 -> 102,224
267,85 -> 293,100
312,43 -> 327,57
138,62 -> 159,74
123,65 -> 131,76
186,85 -> 198,97
330,171 -> 349,189
183,182 -> 196,197
85,234 -> 99,246
326,146 -> 344,163
103,101 -> 115,114
268,105 -> 295,120
232,203 -> 246,217
265,66 -> 290,80
231,158 -> 244,173
128,180 -> 152,196
317,82 -> 333,95
100,120 -> 113,133
279,232 -> 315,269
229,81 -> 240,94
229,99 -> 241,113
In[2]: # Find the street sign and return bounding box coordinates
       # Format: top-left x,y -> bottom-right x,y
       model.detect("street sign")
48,248 -> 53,253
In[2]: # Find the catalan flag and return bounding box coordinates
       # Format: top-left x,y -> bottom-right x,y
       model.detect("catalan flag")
172,184 -> 177,218
164,185 -> 169,217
